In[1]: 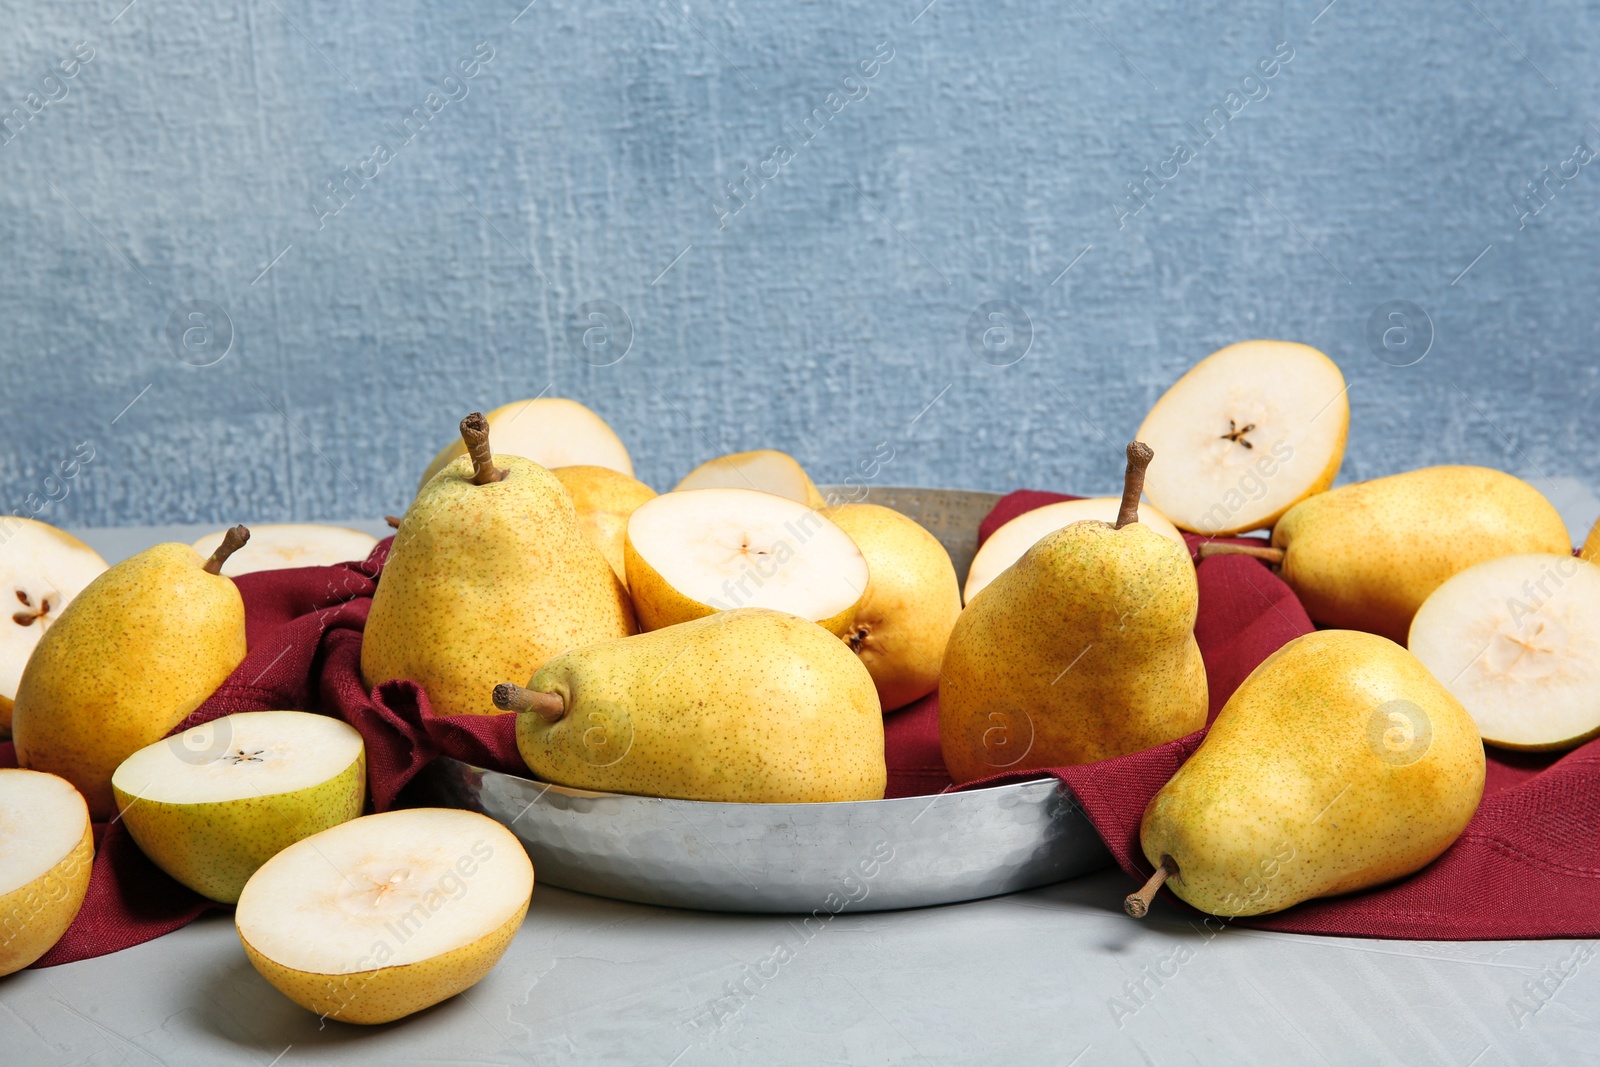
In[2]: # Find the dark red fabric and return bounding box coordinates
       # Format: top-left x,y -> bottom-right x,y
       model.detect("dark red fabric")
25,492 -> 1599,964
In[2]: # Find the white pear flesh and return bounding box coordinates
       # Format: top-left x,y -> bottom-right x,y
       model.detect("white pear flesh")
0,519 -> 108,732
1409,553 -> 1600,751
235,808 -> 534,1025
625,488 -> 867,635
964,500 -> 1188,604
1135,340 -> 1349,535
111,711 -> 366,902
419,398 -> 633,490
673,450 -> 824,507
190,524 -> 378,576
0,769 -> 93,975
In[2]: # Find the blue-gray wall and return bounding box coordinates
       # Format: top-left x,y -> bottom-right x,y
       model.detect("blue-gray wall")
2,0 -> 1597,525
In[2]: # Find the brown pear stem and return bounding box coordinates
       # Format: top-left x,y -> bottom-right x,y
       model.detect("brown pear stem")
492,682 -> 566,723
202,525 -> 251,575
461,412 -> 506,485
385,515 -> 402,529
1197,542 -> 1286,565
1124,855 -> 1178,918
1115,441 -> 1155,529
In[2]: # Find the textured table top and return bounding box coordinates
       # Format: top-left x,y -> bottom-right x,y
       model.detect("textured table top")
3,522 -> 1596,1067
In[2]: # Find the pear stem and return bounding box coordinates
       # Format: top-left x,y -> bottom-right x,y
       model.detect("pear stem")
384,515 -> 402,529
1124,855 -> 1178,918
493,683 -> 566,723
202,525 -> 251,575
1197,542 -> 1286,565
1115,441 -> 1155,529
461,412 -> 506,486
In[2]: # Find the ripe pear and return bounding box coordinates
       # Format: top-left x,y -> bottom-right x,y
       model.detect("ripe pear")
0,517 -> 108,737
190,524 -> 377,575
1583,516 -> 1599,562
418,397 -> 632,491
0,769 -> 93,975
940,444 -> 1207,783
364,414 -> 635,717
552,466 -> 657,587
112,711 -> 366,903
674,449 -> 826,508
823,503 -> 961,710
494,608 -> 885,803
13,527 -> 252,820
1126,630 -> 1484,919
1204,467 -> 1571,643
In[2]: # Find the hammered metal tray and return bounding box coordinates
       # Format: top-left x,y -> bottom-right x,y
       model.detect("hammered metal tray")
412,486 -> 1114,912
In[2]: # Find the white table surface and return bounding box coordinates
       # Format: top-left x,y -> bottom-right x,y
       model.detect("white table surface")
4,519 -> 1598,1067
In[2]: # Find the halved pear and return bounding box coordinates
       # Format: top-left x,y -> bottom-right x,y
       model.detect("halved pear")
0,518 -> 108,736
190,524 -> 377,576
625,488 -> 867,635
0,769 -> 93,975
111,711 -> 365,903
418,398 -> 632,491
1135,340 -> 1348,535
552,466 -> 658,587
673,450 -> 826,508
235,808 -> 534,1025
964,499 -> 1188,604
1409,554 -> 1600,751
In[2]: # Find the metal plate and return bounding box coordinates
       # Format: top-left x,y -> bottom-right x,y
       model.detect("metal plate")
411,486 -> 1114,913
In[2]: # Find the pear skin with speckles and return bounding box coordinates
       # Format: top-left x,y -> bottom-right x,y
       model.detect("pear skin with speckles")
515,608 -> 885,802
12,543 -> 247,820
363,453 -> 636,716
1582,516 -> 1599,562
939,520 -> 1207,784
1138,630 -> 1484,917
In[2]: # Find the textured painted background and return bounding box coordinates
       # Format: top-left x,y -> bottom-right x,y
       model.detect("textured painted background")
1,0 -> 1597,526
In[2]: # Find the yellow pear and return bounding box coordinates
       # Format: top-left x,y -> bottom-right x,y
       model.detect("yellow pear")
364,414 -> 635,717
1204,467 -> 1571,643
418,397 -> 632,492
190,524 -> 377,575
495,608 -> 885,802
673,449 -> 826,508
823,503 -> 961,710
0,769 -> 93,975
1583,516 -> 1599,561
13,528 -> 251,819
551,466 -> 657,587
1126,630 -> 1484,919
939,444 -> 1206,783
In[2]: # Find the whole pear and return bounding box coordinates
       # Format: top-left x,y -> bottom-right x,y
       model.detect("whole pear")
939,444 -> 1207,783
495,608 -> 885,803
1583,516 -> 1599,562
1259,466 -> 1570,643
12,528 -> 251,819
363,414 -> 635,717
824,503 -> 961,711
1128,630 -> 1484,918
552,466 -> 657,587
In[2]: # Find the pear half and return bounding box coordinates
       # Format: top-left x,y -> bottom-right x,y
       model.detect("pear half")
419,398 -> 632,491
552,466 -> 658,587
624,488 -> 867,635
0,518 -> 108,736
673,450 -> 826,508
112,711 -> 366,903
1135,340 -> 1348,535
236,808 -> 533,1025
0,769 -> 93,975
191,525 -> 377,575
1409,554 -> 1600,751
964,499 -> 1187,604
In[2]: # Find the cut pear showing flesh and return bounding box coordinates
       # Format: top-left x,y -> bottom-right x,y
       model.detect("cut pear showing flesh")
1409,554 -> 1600,751
0,519 -> 108,736
673,450 -> 826,508
236,808 -> 533,1025
1136,340 -> 1348,535
625,488 -> 868,635
964,499 -> 1188,604
112,711 -> 366,903
418,398 -> 632,491
0,769 -> 93,975
190,524 -> 377,576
